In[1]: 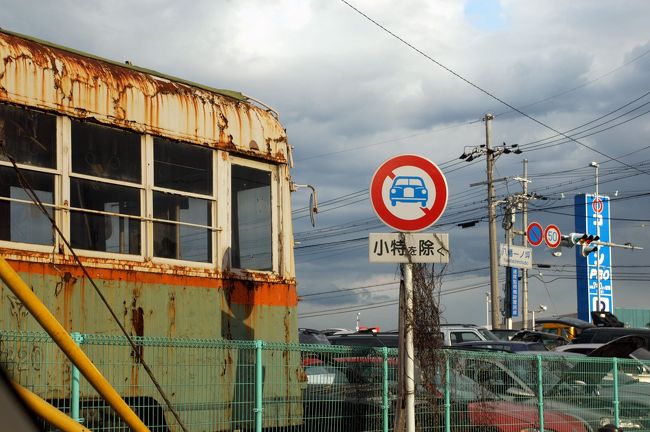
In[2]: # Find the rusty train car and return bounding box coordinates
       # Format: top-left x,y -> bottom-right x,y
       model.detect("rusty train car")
0,29 -> 300,429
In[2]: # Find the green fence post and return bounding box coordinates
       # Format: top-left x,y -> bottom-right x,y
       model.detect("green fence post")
444,352 -> 451,432
70,332 -> 83,423
613,357 -> 620,427
536,354 -> 544,432
382,347 -> 389,432
254,340 -> 264,432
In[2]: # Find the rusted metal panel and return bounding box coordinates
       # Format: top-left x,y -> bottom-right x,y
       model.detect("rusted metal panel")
1,256 -> 297,338
0,30 -> 288,163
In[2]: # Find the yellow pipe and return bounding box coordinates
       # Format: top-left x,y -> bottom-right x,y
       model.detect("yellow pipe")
11,380 -> 92,432
0,257 -> 150,432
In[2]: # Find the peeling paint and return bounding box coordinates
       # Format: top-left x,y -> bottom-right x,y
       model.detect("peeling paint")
0,30 -> 288,163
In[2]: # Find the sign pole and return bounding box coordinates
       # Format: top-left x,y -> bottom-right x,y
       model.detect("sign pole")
402,261 -> 415,432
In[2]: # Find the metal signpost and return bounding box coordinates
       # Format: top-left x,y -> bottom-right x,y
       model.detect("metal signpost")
369,154 -> 448,432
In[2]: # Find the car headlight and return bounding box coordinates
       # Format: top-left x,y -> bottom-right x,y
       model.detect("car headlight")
600,417 -> 642,430
422,189 -> 427,194
391,188 -> 396,193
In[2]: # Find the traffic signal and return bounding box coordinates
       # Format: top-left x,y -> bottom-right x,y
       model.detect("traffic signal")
560,232 -> 600,256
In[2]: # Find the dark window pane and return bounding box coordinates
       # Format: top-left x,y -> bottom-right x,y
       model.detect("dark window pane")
0,166 -> 54,245
231,165 -> 271,271
70,178 -> 140,254
154,138 -> 212,195
0,104 -> 56,168
153,191 -> 211,262
71,120 -> 141,183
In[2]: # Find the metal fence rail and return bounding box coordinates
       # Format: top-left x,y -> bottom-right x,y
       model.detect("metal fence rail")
2,331 -> 650,432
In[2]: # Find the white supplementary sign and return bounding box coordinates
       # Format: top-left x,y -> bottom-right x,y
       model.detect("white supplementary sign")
369,233 -> 449,263
499,244 -> 533,269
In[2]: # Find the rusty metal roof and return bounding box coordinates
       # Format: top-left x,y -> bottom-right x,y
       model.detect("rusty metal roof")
0,27 -> 288,162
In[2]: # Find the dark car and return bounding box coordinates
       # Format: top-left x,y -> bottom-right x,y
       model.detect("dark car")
490,329 -> 520,341
512,330 -> 569,350
299,328 -> 331,345
572,327 -> 650,348
328,331 -> 399,348
454,340 -> 547,352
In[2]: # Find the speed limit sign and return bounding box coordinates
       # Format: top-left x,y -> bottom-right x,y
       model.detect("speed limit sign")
544,224 -> 561,249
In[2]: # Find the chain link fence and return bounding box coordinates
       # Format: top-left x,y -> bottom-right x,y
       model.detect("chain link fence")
2,331 -> 650,432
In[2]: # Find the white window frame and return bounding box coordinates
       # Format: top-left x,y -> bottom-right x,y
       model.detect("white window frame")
229,156 -> 279,275
148,136 -> 217,268
0,107 -> 60,254
65,119 -> 146,261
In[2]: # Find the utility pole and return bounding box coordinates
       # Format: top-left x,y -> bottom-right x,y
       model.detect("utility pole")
521,160 -> 529,329
460,115 -> 522,330
485,114 -> 501,329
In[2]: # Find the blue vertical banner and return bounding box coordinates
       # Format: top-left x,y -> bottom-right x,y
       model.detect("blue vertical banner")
575,194 -> 613,322
511,267 -> 519,318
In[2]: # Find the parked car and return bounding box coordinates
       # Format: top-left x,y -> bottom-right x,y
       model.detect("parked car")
298,328 -> 331,345
329,351 -> 589,432
454,340 -> 548,353
511,329 -> 569,350
490,328 -> 520,341
328,324 -> 499,348
572,327 -> 650,347
454,337 -> 650,432
535,316 -> 595,341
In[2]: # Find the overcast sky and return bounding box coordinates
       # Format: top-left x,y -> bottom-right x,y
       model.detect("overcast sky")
3,0 -> 650,331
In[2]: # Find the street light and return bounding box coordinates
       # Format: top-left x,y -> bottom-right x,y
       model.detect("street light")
529,304 -> 547,329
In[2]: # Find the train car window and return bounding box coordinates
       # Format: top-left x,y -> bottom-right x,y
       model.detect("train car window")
153,192 -> 212,262
70,178 -> 141,254
154,137 -> 212,195
0,167 -> 54,245
152,138 -> 214,263
0,105 -> 56,245
70,120 -> 142,255
0,104 -> 56,168
231,164 -> 272,271
71,120 -> 141,183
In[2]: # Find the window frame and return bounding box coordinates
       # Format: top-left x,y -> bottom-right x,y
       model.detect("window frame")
229,156 -> 279,274
147,135 -> 218,268
0,107 -> 60,253
0,105 -> 283,274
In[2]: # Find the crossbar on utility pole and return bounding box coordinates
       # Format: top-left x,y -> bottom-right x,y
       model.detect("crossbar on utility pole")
485,113 -> 501,329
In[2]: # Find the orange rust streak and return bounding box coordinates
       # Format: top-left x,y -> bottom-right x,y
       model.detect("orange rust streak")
8,260 -> 297,307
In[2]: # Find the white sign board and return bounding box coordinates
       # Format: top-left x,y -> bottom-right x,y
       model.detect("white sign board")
499,244 -> 532,269
369,233 -> 449,263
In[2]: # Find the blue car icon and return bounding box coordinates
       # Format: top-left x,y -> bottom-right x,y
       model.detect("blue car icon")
389,176 -> 428,206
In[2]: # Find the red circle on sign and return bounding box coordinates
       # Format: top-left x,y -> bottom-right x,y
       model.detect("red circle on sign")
544,224 -> 562,249
370,154 -> 448,232
592,197 -> 603,214
526,222 -> 544,246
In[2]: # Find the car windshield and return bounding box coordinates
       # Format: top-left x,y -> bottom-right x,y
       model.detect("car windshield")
394,177 -> 423,187
478,328 -> 500,341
